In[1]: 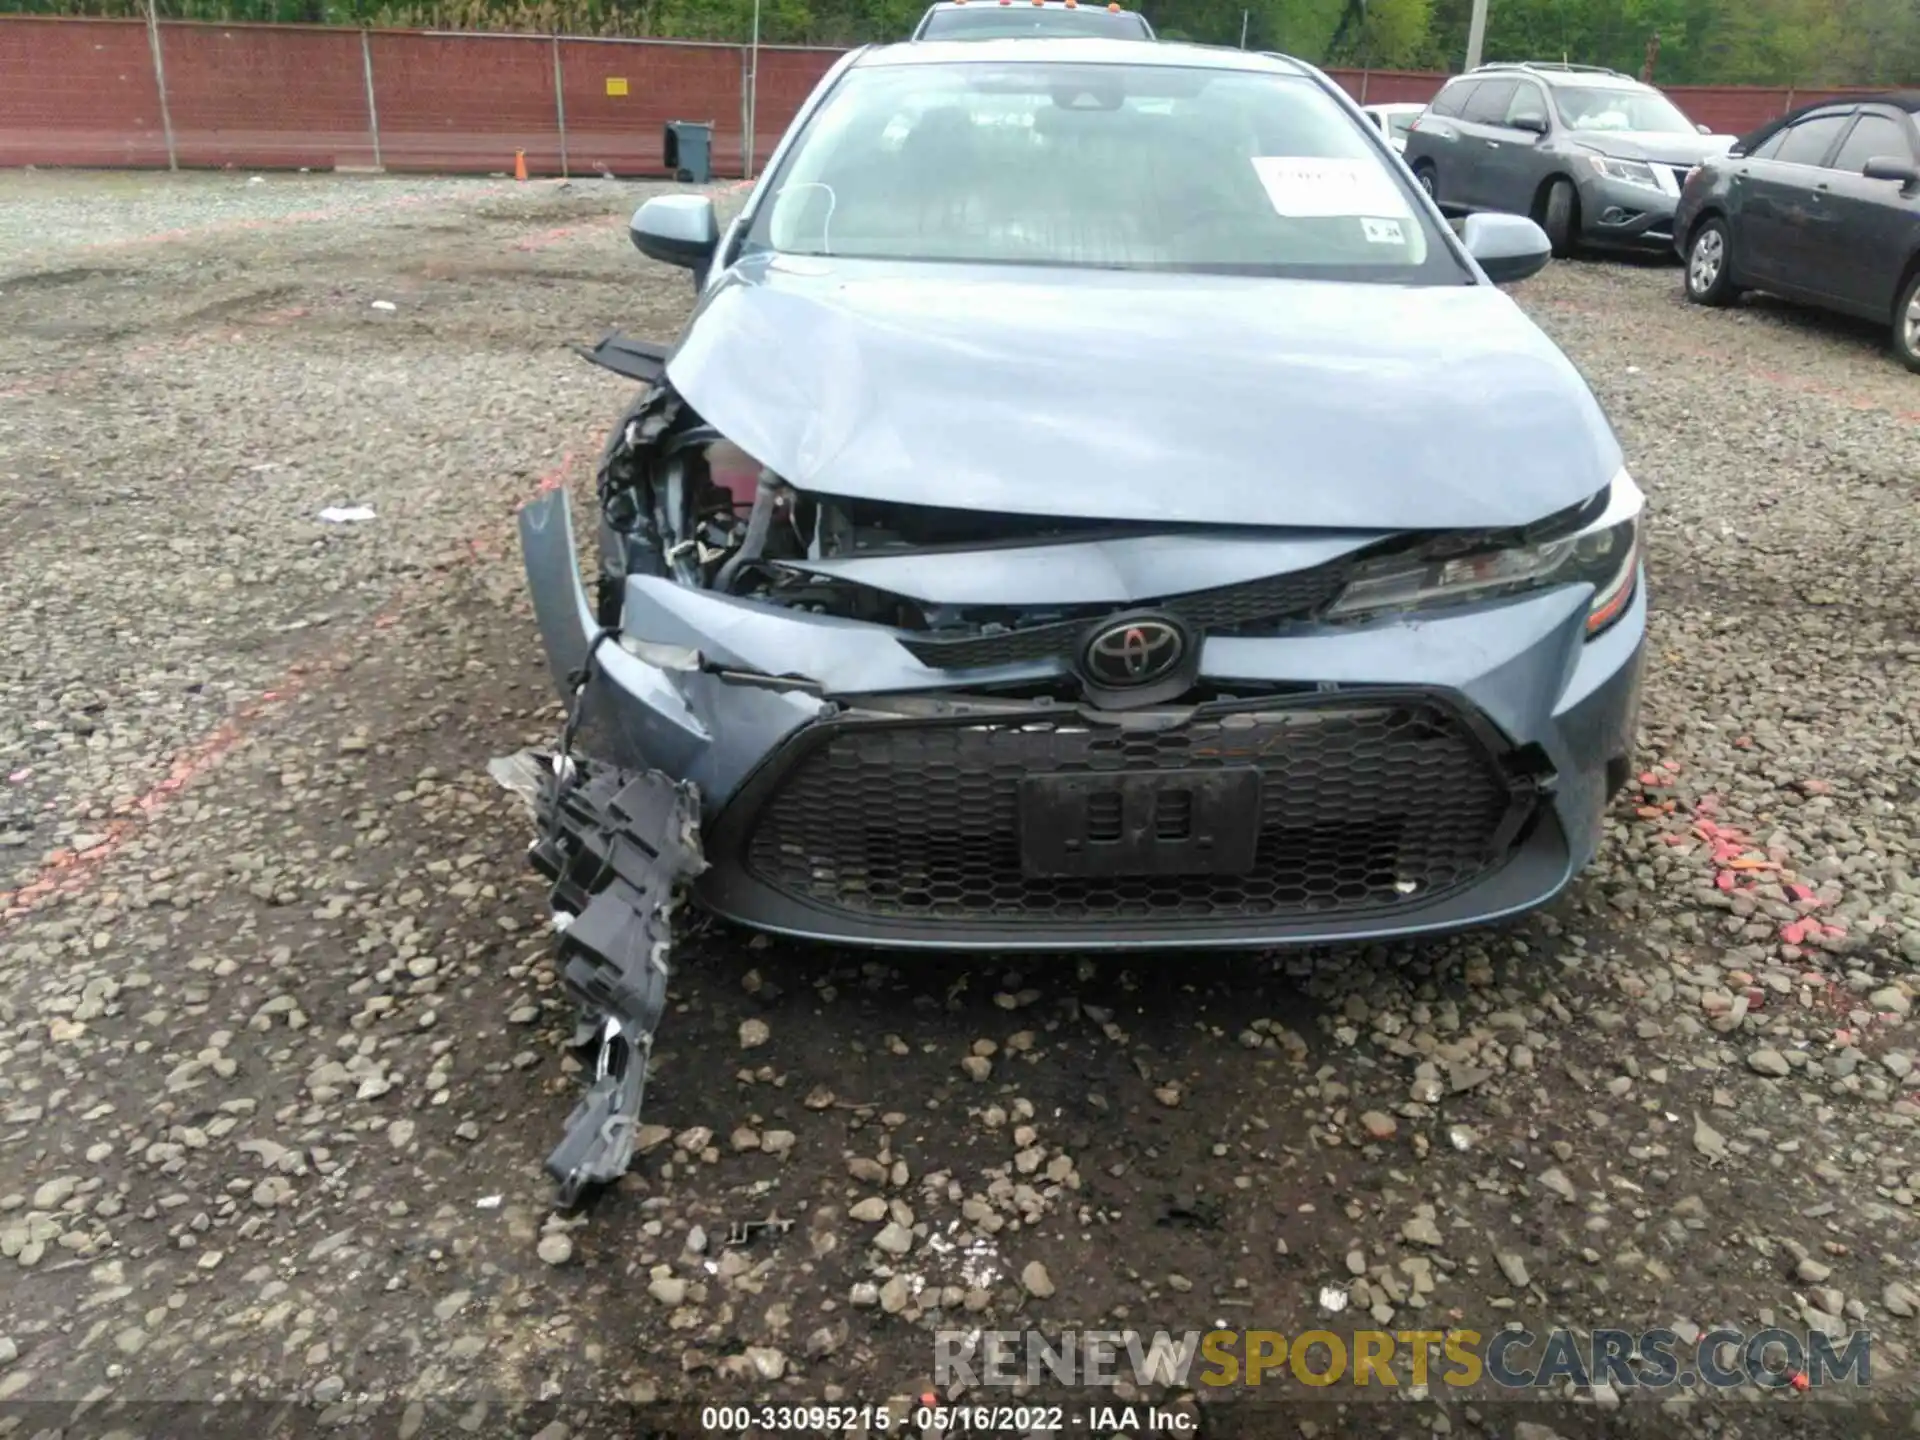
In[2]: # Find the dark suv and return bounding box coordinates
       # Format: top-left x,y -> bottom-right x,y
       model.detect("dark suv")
1403,62 -> 1734,255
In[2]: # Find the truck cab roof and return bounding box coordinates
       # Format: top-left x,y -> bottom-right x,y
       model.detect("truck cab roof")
911,1 -> 1156,42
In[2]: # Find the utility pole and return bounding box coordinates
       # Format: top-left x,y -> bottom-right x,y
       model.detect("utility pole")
745,0 -> 761,180
1464,0 -> 1488,70
144,0 -> 178,171
1239,9 -> 1249,48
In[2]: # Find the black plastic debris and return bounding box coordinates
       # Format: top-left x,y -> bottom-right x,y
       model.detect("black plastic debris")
573,331 -> 670,384
502,753 -> 705,1206
723,1214 -> 795,1249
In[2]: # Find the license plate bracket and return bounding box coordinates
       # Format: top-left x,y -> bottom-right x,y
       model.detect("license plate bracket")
1018,768 -> 1262,879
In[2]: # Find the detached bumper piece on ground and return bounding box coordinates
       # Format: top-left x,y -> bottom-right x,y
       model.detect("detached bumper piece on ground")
495,751 -> 703,1206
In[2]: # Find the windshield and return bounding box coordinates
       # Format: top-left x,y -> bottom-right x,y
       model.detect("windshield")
745,62 -> 1457,279
1553,84 -> 1696,134
919,8 -> 1150,38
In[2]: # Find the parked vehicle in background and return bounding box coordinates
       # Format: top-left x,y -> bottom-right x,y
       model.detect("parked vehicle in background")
1362,102 -> 1426,154
1403,62 -> 1734,255
911,0 -> 1155,40
1675,93 -> 1920,371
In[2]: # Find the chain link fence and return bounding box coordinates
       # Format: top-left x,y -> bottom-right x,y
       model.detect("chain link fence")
0,15 -> 1864,176
0,13 -> 845,175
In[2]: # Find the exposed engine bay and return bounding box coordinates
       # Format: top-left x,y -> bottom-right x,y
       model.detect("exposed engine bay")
593,379 -> 1140,642
589,372 -> 1629,677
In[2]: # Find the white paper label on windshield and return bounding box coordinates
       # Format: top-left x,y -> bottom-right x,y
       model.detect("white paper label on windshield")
1251,156 -> 1413,220
1361,216 -> 1406,245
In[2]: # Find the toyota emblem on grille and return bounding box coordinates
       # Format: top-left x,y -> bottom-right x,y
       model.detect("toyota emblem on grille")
1082,617 -> 1185,687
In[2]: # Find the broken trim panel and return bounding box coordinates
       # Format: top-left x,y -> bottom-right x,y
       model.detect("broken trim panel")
576,331 -> 671,385
505,753 -> 705,1206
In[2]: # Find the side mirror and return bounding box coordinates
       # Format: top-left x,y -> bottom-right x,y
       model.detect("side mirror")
1512,114 -> 1549,136
1863,155 -> 1920,185
1460,211 -> 1552,283
630,195 -> 719,271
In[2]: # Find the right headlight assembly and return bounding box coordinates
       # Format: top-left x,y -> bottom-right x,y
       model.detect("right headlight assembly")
1325,470 -> 1644,638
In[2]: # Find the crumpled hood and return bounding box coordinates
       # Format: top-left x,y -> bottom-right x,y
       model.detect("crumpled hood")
1568,128 -> 1734,165
665,254 -> 1622,530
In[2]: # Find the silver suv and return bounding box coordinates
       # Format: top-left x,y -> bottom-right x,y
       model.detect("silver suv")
1403,62 -> 1733,255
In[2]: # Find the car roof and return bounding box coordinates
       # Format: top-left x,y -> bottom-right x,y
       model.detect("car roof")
1737,91 -> 1920,149
1452,64 -> 1642,89
1799,90 -> 1920,114
1363,101 -> 1426,110
922,0 -> 1143,8
858,38 -> 1312,73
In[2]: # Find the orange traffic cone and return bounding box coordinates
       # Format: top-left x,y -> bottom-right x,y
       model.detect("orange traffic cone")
514,149 -> 528,182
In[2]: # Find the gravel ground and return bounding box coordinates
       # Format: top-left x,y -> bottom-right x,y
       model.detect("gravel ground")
0,172 -> 1918,1440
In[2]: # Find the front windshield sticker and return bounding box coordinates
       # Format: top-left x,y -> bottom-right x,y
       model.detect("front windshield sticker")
1251,156 -> 1412,220
1361,217 -> 1406,244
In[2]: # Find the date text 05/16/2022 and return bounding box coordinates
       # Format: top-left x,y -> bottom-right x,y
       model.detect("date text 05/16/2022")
698,1404 -> 1196,1433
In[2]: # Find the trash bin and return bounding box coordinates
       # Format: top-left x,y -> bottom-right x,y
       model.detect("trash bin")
663,121 -> 713,185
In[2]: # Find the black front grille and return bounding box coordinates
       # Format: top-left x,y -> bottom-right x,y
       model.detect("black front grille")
739,697 -> 1527,925
899,558 -> 1353,671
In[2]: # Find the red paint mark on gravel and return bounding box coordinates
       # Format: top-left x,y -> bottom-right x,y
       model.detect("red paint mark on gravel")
1624,766 -> 1877,974
77,188 -> 469,255
0,303 -> 316,401
515,213 -> 624,251
0,689 -> 303,922
0,446 -> 586,928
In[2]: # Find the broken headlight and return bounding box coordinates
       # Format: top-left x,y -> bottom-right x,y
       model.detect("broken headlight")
1326,471 -> 1643,638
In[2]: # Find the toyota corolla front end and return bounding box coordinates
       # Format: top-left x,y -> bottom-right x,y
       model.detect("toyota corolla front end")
505,39 -> 1647,1203
520,382 -> 1645,953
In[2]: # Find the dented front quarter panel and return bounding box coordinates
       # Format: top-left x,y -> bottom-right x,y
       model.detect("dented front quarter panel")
519,488 -> 828,806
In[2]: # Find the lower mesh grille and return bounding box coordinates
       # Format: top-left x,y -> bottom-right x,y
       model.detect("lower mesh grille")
739,698 -> 1526,924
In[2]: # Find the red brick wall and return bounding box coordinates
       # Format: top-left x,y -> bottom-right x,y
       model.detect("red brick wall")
1326,67 -> 1447,106
557,38 -> 741,177
0,18 -> 1888,174
1666,84 -> 1881,136
164,23 -> 374,170
371,31 -> 561,173
0,16 -> 169,168
750,48 -> 845,169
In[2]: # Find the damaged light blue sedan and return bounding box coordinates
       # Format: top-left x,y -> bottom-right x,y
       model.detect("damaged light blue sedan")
510,40 -> 1647,1201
